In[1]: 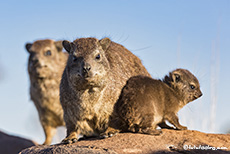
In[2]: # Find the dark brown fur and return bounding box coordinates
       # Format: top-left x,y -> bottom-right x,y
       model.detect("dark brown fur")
60,37 -> 150,144
25,39 -> 68,144
102,69 -> 202,137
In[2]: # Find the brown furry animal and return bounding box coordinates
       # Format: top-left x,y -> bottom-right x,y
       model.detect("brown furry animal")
25,39 -> 68,145
60,37 -> 150,144
102,69 -> 202,137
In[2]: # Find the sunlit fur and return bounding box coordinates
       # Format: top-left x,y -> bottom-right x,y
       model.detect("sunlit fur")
60,37 -> 150,143
26,39 -> 68,145
103,69 -> 202,137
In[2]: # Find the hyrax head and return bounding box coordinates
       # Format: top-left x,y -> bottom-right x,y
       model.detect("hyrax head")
25,39 -> 64,79
62,37 -> 111,87
164,68 -> 202,103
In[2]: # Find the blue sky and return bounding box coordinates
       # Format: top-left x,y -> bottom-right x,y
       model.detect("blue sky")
0,0 -> 229,144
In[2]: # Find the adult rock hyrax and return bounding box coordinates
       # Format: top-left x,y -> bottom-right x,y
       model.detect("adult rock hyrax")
60,37 -> 150,143
25,39 -> 68,145
102,68 -> 202,137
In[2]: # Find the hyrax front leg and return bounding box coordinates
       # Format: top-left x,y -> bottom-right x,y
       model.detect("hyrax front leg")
42,124 -> 56,145
62,131 -> 79,144
100,115 -> 124,138
100,126 -> 121,138
165,113 -> 187,130
61,124 -> 79,144
135,114 -> 162,135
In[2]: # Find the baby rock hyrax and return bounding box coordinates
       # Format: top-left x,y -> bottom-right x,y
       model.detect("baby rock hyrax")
25,39 -> 68,145
102,68 -> 202,137
60,37 -> 150,144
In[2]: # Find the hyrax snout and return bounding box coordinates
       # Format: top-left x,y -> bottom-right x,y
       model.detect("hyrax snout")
60,37 -> 150,144
25,39 -> 68,145
102,68 -> 202,138
61,38 -> 111,90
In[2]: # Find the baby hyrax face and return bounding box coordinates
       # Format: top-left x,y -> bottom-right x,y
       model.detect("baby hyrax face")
26,39 -> 64,79
101,69 -> 202,138
164,69 -> 203,104
62,38 -> 111,89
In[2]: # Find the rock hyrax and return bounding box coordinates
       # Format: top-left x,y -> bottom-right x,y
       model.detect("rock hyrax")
60,37 -> 150,143
102,69 -> 202,137
25,39 -> 68,145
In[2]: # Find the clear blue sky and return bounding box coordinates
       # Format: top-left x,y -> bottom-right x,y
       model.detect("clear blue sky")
0,0 -> 229,144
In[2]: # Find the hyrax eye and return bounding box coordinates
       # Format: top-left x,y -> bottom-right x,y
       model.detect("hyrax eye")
95,54 -> 101,60
44,50 -> 52,56
190,85 -> 195,89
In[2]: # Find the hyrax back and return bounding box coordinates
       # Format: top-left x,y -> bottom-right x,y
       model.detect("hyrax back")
103,69 -> 202,137
60,37 -> 150,144
25,39 -> 68,145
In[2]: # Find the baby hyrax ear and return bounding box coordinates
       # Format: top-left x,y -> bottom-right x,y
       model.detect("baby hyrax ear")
99,37 -> 111,51
62,40 -> 72,54
25,43 -> 33,53
55,41 -> 63,52
173,73 -> 181,83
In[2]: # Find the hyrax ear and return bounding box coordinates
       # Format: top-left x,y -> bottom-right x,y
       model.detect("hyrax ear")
62,40 -> 72,53
55,41 -> 63,52
173,73 -> 181,83
25,43 -> 32,53
163,75 -> 172,83
99,37 -> 111,51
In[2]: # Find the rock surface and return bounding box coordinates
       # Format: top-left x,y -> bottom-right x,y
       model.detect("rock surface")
0,130 -> 37,154
20,129 -> 230,154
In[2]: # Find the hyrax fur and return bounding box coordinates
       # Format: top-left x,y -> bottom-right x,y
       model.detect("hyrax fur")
60,37 -> 150,144
102,69 -> 202,137
25,39 -> 68,145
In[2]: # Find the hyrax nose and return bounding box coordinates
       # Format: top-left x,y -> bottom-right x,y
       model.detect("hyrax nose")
83,63 -> 91,73
199,92 -> 203,97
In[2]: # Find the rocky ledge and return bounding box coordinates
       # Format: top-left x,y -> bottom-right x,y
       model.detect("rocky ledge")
20,129 -> 230,154
0,131 -> 36,154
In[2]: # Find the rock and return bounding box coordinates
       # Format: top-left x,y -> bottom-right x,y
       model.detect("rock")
0,131 -> 37,154
20,129 -> 230,154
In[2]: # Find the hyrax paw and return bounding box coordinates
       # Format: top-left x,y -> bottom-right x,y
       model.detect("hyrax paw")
176,126 -> 187,130
100,127 -> 120,139
181,126 -> 187,130
61,138 -> 78,144
99,134 -> 108,139
141,128 -> 162,136
100,132 -> 117,139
